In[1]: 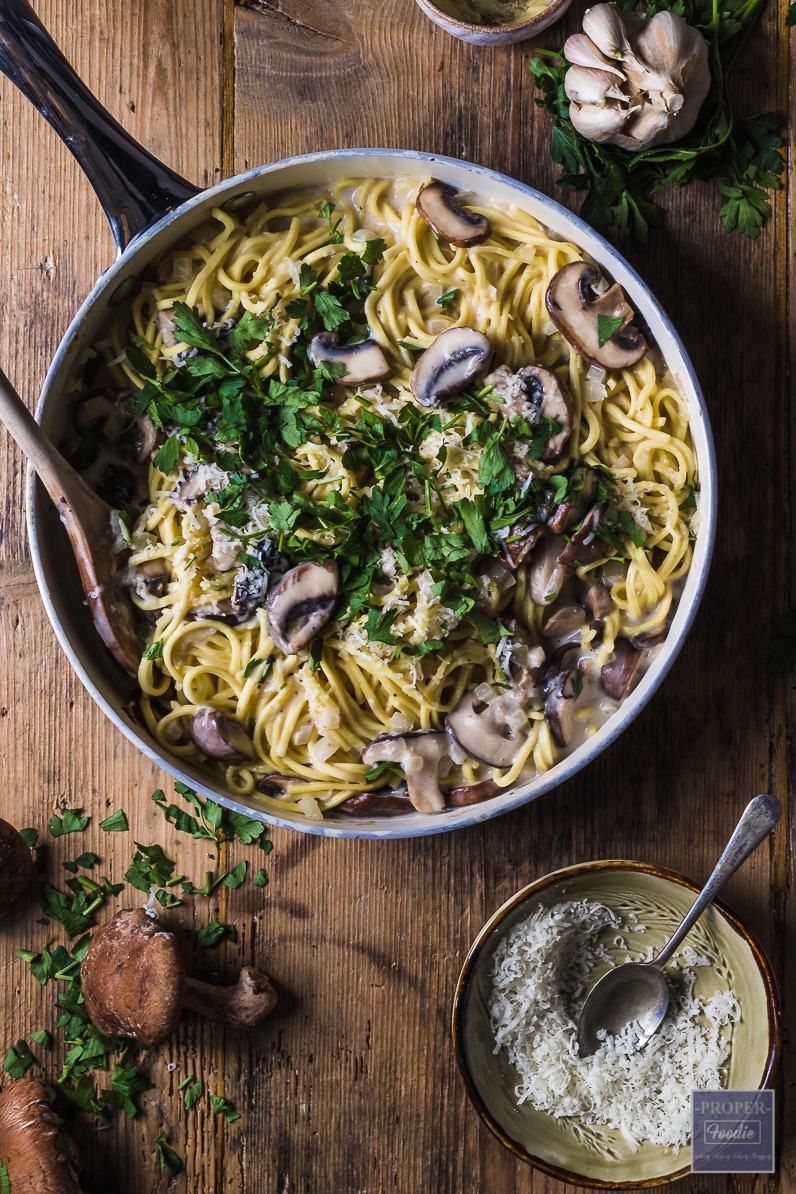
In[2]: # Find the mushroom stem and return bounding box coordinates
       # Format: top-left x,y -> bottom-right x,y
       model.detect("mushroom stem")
182,967 -> 277,1029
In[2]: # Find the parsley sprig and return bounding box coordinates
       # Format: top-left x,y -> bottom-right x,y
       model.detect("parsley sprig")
530,0 -> 785,242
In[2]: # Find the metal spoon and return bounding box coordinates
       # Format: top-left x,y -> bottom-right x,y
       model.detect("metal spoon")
0,364 -> 141,675
577,793 -> 781,1056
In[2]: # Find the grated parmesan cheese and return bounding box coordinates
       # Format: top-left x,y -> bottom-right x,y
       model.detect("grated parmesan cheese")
489,900 -> 740,1153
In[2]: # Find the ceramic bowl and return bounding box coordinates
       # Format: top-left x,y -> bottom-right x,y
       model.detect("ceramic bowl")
452,860 -> 780,1187
413,0 -> 573,44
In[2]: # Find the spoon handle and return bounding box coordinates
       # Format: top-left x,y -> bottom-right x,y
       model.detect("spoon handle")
655,793 -> 781,967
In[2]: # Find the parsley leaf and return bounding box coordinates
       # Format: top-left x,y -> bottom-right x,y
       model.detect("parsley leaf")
529,1 -> 785,243
597,313 -> 626,347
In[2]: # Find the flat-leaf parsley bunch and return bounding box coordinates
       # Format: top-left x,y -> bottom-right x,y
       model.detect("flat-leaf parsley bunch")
530,0 -> 785,242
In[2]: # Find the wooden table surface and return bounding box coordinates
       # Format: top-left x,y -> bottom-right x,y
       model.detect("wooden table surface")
0,1 -> 793,1190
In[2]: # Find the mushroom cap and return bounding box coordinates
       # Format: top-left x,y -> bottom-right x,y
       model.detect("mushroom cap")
308,332 -> 392,385
266,560 -> 338,654
415,180 -> 491,248
0,818 -> 34,916
81,907 -> 185,1047
189,706 -> 257,763
410,326 -> 492,408
546,261 -> 648,370
0,1078 -> 83,1194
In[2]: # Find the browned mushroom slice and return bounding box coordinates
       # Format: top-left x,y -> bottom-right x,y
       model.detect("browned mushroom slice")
0,1079 -> 83,1194
502,521 -> 545,569
81,907 -> 276,1046
542,645 -> 582,747
0,818 -> 34,917
584,579 -> 614,621
410,327 -> 492,408
189,707 -> 256,762
547,467 -> 599,534
337,789 -> 414,816
527,533 -> 569,605
361,731 -> 449,813
445,779 -> 501,807
446,682 -> 532,769
601,639 -> 643,699
630,622 -> 669,649
133,412 -> 160,462
309,332 -> 392,385
266,560 -> 338,654
415,180 -> 491,247
255,772 -> 306,797
546,261 -> 648,370
542,602 -> 587,639
558,505 -> 611,567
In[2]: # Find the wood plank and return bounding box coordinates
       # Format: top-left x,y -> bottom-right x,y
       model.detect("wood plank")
0,0 -> 790,1190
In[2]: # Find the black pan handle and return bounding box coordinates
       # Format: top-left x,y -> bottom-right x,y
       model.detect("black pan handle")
0,0 -> 201,253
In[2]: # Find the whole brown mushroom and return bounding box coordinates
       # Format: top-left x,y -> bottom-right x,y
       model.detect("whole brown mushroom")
0,818 -> 34,916
0,1078 -> 84,1194
81,908 -> 277,1047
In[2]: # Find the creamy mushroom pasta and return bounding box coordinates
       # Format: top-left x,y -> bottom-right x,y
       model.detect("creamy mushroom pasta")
72,176 -> 698,820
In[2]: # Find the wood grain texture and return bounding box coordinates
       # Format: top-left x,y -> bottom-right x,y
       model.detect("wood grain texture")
0,0 -> 793,1191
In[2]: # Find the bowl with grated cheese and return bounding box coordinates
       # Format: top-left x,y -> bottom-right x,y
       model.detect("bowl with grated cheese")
452,860 -> 780,1186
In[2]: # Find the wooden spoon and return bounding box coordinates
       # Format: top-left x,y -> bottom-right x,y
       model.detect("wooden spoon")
0,365 -> 142,675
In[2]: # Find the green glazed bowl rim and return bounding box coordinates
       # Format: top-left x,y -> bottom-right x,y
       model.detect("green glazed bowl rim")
451,858 -> 782,1189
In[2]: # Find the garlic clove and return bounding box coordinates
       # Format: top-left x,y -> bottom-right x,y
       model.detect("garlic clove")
563,32 -> 625,78
569,99 -> 638,144
609,102 -> 673,151
581,3 -> 631,59
564,65 -> 629,107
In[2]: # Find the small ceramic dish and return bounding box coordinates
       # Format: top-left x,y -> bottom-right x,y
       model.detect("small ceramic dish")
413,0 -> 573,44
452,860 -> 781,1187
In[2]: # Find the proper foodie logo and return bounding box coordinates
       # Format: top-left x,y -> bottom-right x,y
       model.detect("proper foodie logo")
691,1091 -> 775,1173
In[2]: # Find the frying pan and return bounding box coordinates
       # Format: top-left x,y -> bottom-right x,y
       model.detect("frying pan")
0,0 -> 716,838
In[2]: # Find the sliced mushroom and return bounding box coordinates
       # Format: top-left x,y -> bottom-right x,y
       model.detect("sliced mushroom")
266,560 -> 338,654
172,467 -> 212,509
502,521 -> 545,569
601,638 -> 643,699
410,327 -> 492,408
189,707 -> 256,762
542,602 -> 587,639
584,579 -> 614,621
527,533 -> 569,605
131,557 -> 169,600
415,180 -> 491,247
546,261 -> 648,370
445,779 -> 501,807
309,332 -> 392,385
446,680 -> 532,769
558,505 -> 611,567
542,645 -> 582,747
547,467 -> 599,534
487,364 -> 574,461
255,772 -> 307,797
630,623 -> 669,648
337,789 -> 414,816
361,731 -> 449,814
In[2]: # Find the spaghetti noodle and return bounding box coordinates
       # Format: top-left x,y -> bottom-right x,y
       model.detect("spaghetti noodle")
77,177 -> 698,820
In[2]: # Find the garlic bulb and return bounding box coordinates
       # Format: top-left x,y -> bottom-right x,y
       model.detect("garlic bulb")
563,4 -> 711,151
